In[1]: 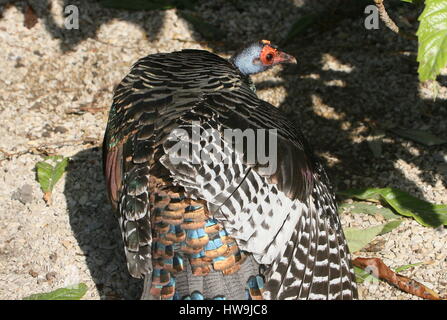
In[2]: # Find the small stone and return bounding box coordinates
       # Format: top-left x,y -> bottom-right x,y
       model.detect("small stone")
28,270 -> 38,278
54,126 -> 68,134
49,253 -> 58,262
62,240 -> 72,249
41,131 -> 52,138
46,272 -> 57,281
411,235 -> 423,244
435,253 -> 444,260
11,184 -> 33,204
14,58 -> 25,68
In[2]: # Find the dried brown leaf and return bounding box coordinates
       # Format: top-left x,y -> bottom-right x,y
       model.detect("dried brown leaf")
353,257 -> 446,300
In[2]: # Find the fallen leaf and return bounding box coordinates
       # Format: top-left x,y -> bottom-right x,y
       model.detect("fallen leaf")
345,225 -> 383,253
35,156 -> 69,205
338,188 -> 447,227
344,220 -> 401,253
353,257 -> 445,300
354,266 -> 371,283
23,283 -> 88,300
339,202 -> 400,220
389,128 -> 447,146
394,262 -> 423,273
379,219 -> 402,235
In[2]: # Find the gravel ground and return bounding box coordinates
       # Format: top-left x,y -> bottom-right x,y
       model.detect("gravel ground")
0,0 -> 446,300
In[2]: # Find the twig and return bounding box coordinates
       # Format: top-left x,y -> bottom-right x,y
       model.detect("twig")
80,106 -> 108,114
374,0 -> 417,40
0,138 -> 100,164
171,38 -> 227,46
90,38 -> 144,51
65,106 -> 109,115
374,0 -> 399,33
353,257 -> 446,300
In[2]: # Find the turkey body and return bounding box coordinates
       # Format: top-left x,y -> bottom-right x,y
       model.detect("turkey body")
103,49 -> 358,300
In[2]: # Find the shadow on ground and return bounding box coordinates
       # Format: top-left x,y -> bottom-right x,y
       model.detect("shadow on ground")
1,0 -> 165,52
64,147 -> 142,299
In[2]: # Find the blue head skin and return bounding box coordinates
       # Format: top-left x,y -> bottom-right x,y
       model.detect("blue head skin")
230,40 -> 297,75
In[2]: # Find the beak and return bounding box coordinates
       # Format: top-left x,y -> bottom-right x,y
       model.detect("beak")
275,51 -> 297,64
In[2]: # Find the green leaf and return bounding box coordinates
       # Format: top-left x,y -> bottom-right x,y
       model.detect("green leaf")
401,0 -> 424,4
355,261 -> 422,285
344,220 -> 400,253
180,12 -> 224,41
23,283 -> 88,300
36,156 -> 69,204
417,0 -> 447,81
394,262 -> 423,273
339,202 -> 400,220
338,188 -> 382,202
338,188 -> 447,227
98,0 -> 197,10
379,219 -> 402,235
389,128 -> 447,146
284,14 -> 317,42
36,156 -> 69,193
345,225 -> 383,253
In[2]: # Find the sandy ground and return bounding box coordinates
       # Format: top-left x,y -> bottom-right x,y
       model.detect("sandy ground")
0,0 -> 446,300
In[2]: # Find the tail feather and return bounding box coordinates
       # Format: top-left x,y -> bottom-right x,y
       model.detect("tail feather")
326,221 -> 344,299
141,255 -> 261,300
308,214 -> 331,299
264,171 -> 357,300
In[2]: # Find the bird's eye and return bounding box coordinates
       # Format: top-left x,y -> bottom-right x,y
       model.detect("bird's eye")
266,53 -> 273,61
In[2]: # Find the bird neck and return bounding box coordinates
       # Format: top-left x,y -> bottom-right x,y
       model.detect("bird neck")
230,44 -> 266,76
